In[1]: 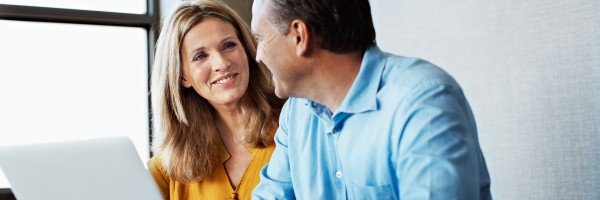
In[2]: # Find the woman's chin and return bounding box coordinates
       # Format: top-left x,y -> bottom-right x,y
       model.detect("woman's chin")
210,92 -> 246,108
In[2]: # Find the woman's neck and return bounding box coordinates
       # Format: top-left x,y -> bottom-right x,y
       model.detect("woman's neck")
213,95 -> 249,139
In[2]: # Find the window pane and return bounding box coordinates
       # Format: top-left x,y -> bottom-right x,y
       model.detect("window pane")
0,0 -> 146,14
0,20 -> 149,188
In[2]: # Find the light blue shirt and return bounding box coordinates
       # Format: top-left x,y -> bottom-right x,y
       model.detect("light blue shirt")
253,46 -> 491,199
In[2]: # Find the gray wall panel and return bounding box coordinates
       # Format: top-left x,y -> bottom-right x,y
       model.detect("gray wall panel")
371,0 -> 600,199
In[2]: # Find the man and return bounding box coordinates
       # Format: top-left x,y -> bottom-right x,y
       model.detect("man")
250,0 -> 492,199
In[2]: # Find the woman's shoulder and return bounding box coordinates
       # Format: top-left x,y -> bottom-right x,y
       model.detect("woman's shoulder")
147,154 -> 166,175
147,154 -> 161,164
146,154 -> 171,198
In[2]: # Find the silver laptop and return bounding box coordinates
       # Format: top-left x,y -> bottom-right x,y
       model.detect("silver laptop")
0,137 -> 163,200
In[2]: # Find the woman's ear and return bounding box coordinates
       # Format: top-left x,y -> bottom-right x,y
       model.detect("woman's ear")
181,76 -> 192,88
288,19 -> 311,57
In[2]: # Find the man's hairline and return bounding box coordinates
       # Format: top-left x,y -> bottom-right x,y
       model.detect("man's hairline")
259,0 -> 289,35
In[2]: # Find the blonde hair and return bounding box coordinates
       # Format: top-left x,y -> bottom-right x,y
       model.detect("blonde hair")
151,0 -> 284,183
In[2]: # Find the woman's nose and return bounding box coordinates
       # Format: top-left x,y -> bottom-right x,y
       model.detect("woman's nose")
212,53 -> 231,72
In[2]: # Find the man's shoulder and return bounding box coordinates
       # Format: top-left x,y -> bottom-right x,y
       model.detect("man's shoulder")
277,98 -> 321,131
379,52 -> 461,93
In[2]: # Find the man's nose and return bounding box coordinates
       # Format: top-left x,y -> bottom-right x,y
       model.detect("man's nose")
255,43 -> 264,64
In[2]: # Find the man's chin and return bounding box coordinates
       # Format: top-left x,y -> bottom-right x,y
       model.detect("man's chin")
274,86 -> 290,99
274,90 -> 288,99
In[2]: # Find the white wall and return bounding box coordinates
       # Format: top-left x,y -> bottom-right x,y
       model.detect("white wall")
371,0 -> 600,199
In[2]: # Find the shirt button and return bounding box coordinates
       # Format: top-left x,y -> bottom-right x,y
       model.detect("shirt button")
335,171 -> 343,179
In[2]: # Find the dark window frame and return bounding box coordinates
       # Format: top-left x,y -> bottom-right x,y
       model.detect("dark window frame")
0,187 -> 15,199
0,0 -> 160,192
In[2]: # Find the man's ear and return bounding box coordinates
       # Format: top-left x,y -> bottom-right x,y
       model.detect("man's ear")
288,19 -> 311,57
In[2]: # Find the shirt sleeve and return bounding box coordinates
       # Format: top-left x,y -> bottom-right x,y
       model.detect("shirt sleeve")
147,157 -> 170,199
397,82 -> 487,200
252,101 -> 296,199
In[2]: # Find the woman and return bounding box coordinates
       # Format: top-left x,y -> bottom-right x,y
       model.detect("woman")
147,1 -> 284,199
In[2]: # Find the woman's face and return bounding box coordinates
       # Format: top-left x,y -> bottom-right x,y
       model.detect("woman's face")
180,17 -> 250,108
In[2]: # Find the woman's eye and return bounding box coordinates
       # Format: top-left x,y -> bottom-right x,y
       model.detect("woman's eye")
224,42 -> 237,50
193,52 -> 208,61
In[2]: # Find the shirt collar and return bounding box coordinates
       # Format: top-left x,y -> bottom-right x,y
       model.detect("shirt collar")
218,136 -> 256,163
335,45 -> 386,114
218,136 -> 231,163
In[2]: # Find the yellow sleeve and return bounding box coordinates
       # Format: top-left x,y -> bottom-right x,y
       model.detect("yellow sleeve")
147,157 -> 170,199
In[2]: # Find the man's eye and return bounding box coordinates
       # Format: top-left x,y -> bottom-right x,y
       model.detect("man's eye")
224,42 -> 237,49
193,52 -> 208,61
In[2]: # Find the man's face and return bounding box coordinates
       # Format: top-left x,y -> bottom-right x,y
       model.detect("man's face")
251,0 -> 305,98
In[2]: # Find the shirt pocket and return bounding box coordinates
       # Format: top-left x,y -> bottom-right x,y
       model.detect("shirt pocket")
349,183 -> 394,200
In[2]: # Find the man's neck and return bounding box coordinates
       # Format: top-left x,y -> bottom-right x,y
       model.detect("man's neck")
303,50 -> 364,113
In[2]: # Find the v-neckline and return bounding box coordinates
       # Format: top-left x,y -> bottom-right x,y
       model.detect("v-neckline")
216,134 -> 257,195
222,148 -> 256,199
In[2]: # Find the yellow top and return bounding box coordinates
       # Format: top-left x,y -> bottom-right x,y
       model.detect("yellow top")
147,144 -> 275,200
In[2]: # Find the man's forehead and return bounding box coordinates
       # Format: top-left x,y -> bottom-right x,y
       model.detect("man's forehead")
250,0 -> 266,31
251,0 -> 263,14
